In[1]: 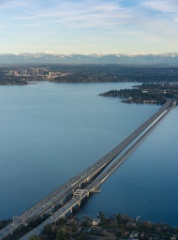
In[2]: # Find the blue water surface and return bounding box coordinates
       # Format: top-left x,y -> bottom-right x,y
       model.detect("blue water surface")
0,82 -> 177,226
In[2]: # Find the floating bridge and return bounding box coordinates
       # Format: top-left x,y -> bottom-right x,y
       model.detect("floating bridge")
0,99 -> 174,240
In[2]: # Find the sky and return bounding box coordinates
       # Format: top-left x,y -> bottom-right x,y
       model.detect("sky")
0,0 -> 178,55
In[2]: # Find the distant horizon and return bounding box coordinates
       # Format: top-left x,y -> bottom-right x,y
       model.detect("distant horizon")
1,52 -> 178,56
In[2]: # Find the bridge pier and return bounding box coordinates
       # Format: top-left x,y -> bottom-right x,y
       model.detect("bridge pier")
70,207 -> 73,214
91,188 -> 101,193
77,200 -> 81,207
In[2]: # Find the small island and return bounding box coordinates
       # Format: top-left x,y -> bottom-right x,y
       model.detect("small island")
99,83 -> 178,105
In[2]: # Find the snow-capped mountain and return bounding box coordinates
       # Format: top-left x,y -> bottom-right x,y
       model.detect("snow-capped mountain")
0,53 -> 178,65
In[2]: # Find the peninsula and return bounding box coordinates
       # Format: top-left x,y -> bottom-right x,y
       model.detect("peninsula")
99,83 -> 178,105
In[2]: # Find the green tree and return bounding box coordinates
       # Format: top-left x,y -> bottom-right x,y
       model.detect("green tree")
28,235 -> 41,240
116,214 -> 122,224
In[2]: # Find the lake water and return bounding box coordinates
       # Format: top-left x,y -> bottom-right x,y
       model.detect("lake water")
0,82 -> 177,226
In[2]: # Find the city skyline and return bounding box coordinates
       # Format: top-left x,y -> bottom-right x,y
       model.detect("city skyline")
1,0 -> 178,55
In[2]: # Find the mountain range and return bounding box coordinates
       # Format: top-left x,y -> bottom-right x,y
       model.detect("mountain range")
0,53 -> 178,65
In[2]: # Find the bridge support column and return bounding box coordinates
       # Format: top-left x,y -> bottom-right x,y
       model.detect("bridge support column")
78,200 -> 81,207
70,207 -> 73,214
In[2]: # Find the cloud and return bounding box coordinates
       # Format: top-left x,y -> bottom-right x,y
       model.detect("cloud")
0,30 -> 28,36
142,0 -> 178,13
2,0 -> 177,40
138,0 -> 178,37
0,0 -> 28,10
1,0 -> 178,31
1,0 -> 178,54
10,0 -> 132,29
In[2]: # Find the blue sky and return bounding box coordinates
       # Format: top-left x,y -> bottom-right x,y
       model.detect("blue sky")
0,0 -> 178,54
